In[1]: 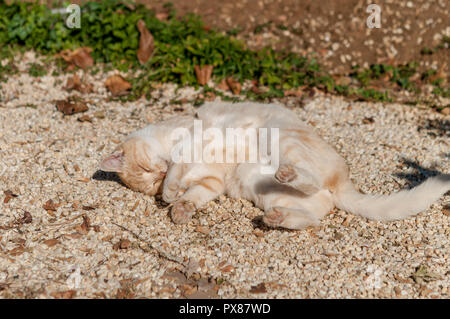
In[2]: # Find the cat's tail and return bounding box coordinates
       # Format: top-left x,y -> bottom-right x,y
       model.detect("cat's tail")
333,175 -> 450,221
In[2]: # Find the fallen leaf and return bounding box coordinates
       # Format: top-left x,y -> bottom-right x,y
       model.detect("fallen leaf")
253,230 -> 264,237
20,211 -> 32,224
362,117 -> 375,124
105,75 -> 131,96
195,226 -> 210,235
131,200 -> 140,212
250,283 -> 267,294
82,205 -> 96,211
194,65 -> 214,86
43,239 -> 60,247
113,239 -> 131,250
51,290 -> 76,299
65,74 -> 93,94
220,265 -> 235,273
284,88 -> 303,97
58,47 -> 93,70
80,215 -> 90,232
137,20 -> 154,64
102,235 -> 114,241
8,246 -> 25,256
77,115 -> 92,123
217,79 -> 229,90
56,98 -> 88,115
3,190 -> 18,203
226,77 -> 241,95
43,199 -> 59,212
442,209 -> 450,216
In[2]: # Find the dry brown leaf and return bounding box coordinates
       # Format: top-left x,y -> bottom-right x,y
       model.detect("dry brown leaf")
217,79 -> 229,90
220,265 -> 235,273
226,77 -> 241,94
82,205 -> 96,211
443,209 -> 450,216
3,190 -> 18,204
253,230 -> 264,237
284,88 -> 303,97
131,200 -> 140,212
113,239 -> 131,250
194,65 -> 214,86
362,117 -> 375,124
56,98 -> 88,115
195,226 -> 210,235
77,115 -> 92,123
65,74 -> 93,94
105,75 -> 131,96
43,199 -> 59,211
250,283 -> 267,294
137,19 -> 154,64
20,211 -> 32,224
72,47 -> 94,69
51,290 -> 76,299
80,215 -> 91,232
58,47 -> 93,70
43,239 -> 60,247
8,246 -> 26,256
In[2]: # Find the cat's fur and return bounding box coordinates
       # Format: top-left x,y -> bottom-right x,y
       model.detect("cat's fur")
100,101 -> 450,229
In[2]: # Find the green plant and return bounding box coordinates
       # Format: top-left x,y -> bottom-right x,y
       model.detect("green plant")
27,62 -> 47,77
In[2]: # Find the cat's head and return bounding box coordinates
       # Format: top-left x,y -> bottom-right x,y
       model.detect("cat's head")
99,137 -> 168,196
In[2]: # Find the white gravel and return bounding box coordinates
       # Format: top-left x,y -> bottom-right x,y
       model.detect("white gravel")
0,52 -> 449,298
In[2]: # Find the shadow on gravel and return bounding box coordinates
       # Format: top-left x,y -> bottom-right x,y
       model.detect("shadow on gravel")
417,118 -> 450,138
394,159 -> 447,188
92,170 -> 123,184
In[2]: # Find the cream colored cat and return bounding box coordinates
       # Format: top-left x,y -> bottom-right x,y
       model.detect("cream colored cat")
100,101 -> 450,230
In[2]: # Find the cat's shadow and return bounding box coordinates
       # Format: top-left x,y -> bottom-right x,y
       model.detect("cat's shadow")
394,158 -> 447,188
92,170 -> 124,185
250,216 -> 297,233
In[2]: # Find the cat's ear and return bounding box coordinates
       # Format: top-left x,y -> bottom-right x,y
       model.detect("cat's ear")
99,151 -> 125,172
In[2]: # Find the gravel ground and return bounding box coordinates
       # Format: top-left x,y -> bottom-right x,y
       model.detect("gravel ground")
0,52 -> 449,299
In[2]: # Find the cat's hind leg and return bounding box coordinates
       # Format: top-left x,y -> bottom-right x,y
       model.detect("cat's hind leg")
275,164 -> 321,196
263,206 -> 320,230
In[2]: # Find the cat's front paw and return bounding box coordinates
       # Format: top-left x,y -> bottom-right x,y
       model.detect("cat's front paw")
170,200 -> 196,224
275,164 -> 297,184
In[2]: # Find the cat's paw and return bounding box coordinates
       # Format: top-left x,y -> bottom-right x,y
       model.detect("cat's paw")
170,200 -> 196,224
275,164 -> 297,184
262,207 -> 286,228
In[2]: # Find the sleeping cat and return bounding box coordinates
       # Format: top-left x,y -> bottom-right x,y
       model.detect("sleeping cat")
100,101 -> 450,229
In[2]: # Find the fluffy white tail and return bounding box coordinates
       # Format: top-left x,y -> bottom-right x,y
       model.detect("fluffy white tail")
333,175 -> 450,221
